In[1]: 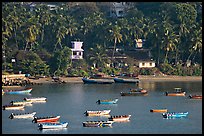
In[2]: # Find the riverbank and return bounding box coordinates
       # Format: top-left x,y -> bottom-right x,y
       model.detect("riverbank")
28,75 -> 202,84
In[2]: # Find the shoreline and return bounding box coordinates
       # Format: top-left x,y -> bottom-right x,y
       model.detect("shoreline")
28,75 -> 202,84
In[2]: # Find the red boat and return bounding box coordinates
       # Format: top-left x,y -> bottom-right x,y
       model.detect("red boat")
189,94 -> 202,99
32,115 -> 60,123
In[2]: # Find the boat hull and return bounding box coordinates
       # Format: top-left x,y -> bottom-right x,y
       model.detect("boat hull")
120,92 -> 148,96
114,78 -> 139,83
108,115 -> 131,122
4,88 -> 32,94
82,78 -> 114,84
165,92 -> 186,96
84,110 -> 111,116
150,109 -> 168,113
38,122 -> 68,129
3,105 -> 24,110
9,112 -> 36,119
189,95 -> 202,99
162,112 -> 188,118
32,116 -> 60,123
83,121 -> 113,127
97,99 -> 118,104
24,97 -> 47,102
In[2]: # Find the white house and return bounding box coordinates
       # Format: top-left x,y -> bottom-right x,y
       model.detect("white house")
70,41 -> 84,59
138,61 -> 156,68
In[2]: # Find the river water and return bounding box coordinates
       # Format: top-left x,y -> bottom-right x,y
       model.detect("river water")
2,80 -> 202,134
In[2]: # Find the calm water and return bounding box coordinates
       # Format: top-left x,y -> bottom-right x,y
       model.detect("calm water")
2,81 -> 202,134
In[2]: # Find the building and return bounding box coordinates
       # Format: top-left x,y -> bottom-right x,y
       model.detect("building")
70,41 -> 84,60
110,2 -> 133,18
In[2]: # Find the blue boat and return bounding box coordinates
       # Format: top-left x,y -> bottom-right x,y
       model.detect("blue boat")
162,112 -> 189,118
96,98 -> 118,104
82,77 -> 114,84
4,88 -> 32,94
114,77 -> 140,83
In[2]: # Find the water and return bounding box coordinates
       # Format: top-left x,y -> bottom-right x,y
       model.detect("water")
2,81 -> 202,134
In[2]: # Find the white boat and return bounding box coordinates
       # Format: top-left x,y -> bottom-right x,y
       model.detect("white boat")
3,105 -> 24,110
10,100 -> 33,105
84,110 -> 111,116
24,97 -> 47,102
9,112 -> 36,119
108,115 -> 131,122
38,122 -> 68,129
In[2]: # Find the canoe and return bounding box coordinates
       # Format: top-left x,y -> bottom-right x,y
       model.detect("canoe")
38,122 -> 68,129
10,100 -> 33,105
2,104 -> 24,110
82,77 -> 114,84
114,77 -> 140,83
165,88 -> 186,96
189,95 -> 202,99
9,112 -> 36,119
84,110 -> 111,116
162,112 -> 189,118
150,109 -> 168,113
96,98 -> 118,104
82,121 -> 113,127
108,115 -> 131,122
4,88 -> 32,94
32,115 -> 60,123
24,97 -> 47,102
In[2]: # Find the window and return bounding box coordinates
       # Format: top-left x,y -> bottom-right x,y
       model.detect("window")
73,52 -> 77,55
150,63 -> 152,66
142,63 -> 145,66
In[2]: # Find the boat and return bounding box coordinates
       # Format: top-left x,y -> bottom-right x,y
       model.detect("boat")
10,100 -> 33,105
32,115 -> 60,123
150,109 -> 168,113
189,94 -> 202,99
38,122 -> 68,129
120,88 -> 148,96
82,120 -> 113,127
96,98 -> 118,104
82,77 -> 114,84
108,115 -> 131,122
24,97 -> 47,102
2,104 -> 24,110
114,77 -> 140,83
162,112 -> 189,118
9,112 -> 36,119
84,110 -> 111,116
4,88 -> 32,94
165,88 -> 186,96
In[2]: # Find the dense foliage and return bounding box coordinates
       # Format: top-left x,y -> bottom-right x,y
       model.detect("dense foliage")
2,2 -> 202,76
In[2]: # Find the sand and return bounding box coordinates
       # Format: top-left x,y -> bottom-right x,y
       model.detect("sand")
28,75 -> 202,84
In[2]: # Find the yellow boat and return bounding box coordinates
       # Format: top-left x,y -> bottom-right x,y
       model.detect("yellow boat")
150,109 -> 168,113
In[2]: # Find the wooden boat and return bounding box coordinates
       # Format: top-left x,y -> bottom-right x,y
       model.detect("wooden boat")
38,122 -> 68,129
120,88 -> 148,96
82,120 -> 113,127
24,97 -> 47,102
32,115 -> 60,123
84,110 -> 111,116
10,100 -> 33,105
189,94 -> 202,99
165,88 -> 186,96
162,112 -> 188,118
96,98 -> 118,104
82,77 -> 114,84
4,88 -> 32,94
2,104 -> 24,110
108,115 -> 131,122
114,77 -> 140,83
9,112 -> 36,119
150,109 -> 168,113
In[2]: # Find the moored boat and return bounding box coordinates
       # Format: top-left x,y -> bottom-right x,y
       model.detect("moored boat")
189,94 -> 202,99
38,122 -> 68,129
32,115 -> 60,123
165,88 -> 186,96
2,104 -> 24,110
82,77 -> 114,84
120,88 -> 148,96
108,115 -> 131,122
84,110 -> 111,116
150,109 -> 168,113
96,98 -> 118,104
162,112 -> 189,118
82,120 -> 113,127
9,112 -> 36,119
4,88 -> 32,94
10,100 -> 32,105
114,77 -> 140,83
24,97 -> 47,102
